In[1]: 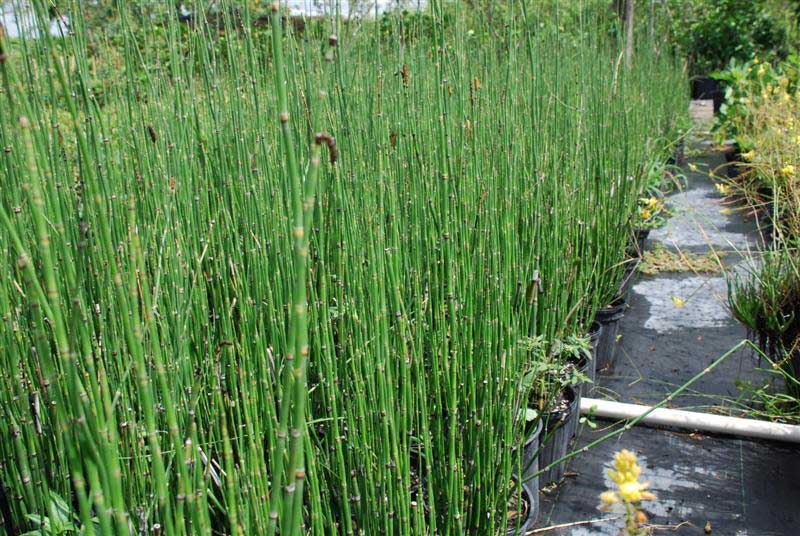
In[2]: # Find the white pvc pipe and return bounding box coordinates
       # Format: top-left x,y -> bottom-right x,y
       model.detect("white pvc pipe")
581,397 -> 800,444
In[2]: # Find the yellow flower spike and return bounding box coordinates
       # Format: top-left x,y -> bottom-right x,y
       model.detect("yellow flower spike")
600,450 -> 658,532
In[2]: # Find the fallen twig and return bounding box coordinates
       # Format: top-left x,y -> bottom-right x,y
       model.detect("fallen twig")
525,515 -> 623,534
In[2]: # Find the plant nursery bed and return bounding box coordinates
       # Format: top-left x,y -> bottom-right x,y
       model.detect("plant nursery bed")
535,140 -> 800,534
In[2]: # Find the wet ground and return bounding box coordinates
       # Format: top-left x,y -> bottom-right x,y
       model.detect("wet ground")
535,105 -> 800,535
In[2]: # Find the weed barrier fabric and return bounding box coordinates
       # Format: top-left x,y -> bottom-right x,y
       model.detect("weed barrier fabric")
535,142 -> 800,534
538,426 -> 800,534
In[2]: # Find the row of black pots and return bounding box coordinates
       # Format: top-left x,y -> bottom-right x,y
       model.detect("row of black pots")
514,287 -> 629,529
519,321 -> 603,498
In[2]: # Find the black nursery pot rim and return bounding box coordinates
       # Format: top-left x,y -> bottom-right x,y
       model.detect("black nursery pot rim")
523,417 -> 544,450
597,296 -> 627,316
544,385 -> 578,425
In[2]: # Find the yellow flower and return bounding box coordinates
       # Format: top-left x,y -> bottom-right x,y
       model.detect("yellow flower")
640,208 -> 652,220
782,165 -> 796,176
742,150 -> 755,161
754,56 -> 760,65
599,450 -> 658,530
647,197 -> 659,209
720,208 -> 733,216
688,163 -> 698,172
606,450 -> 657,504
671,296 -> 686,308
715,183 -> 731,196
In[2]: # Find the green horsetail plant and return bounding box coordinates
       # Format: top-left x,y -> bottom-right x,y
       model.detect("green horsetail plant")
0,1 -> 687,535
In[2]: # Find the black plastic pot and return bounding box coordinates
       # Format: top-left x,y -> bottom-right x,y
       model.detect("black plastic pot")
635,228 -> 650,257
618,258 -> 641,299
627,227 -> 650,259
691,75 -> 724,113
564,382 -> 582,440
538,386 -> 578,487
518,420 -> 543,524
505,479 -> 537,536
666,141 -> 686,167
574,321 -> 602,398
562,325 -> 601,440
595,298 -> 627,374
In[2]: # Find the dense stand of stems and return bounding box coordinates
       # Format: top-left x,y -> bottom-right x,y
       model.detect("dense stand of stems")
0,1 -> 686,534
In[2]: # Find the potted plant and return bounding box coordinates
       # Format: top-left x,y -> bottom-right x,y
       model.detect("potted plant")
728,249 -> 800,398
518,337 -> 587,489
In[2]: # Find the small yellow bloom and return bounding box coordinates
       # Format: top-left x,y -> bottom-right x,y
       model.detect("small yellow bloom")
606,450 -> 657,502
742,150 -> 755,161
720,208 -> 733,216
640,208 -> 652,220
672,296 -> 686,308
781,165 -> 796,176
754,56 -> 760,65
715,183 -> 731,196
599,450 -> 658,531
647,197 -> 659,209
689,163 -> 698,172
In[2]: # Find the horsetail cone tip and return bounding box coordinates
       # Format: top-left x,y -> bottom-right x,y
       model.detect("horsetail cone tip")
314,132 -> 338,164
